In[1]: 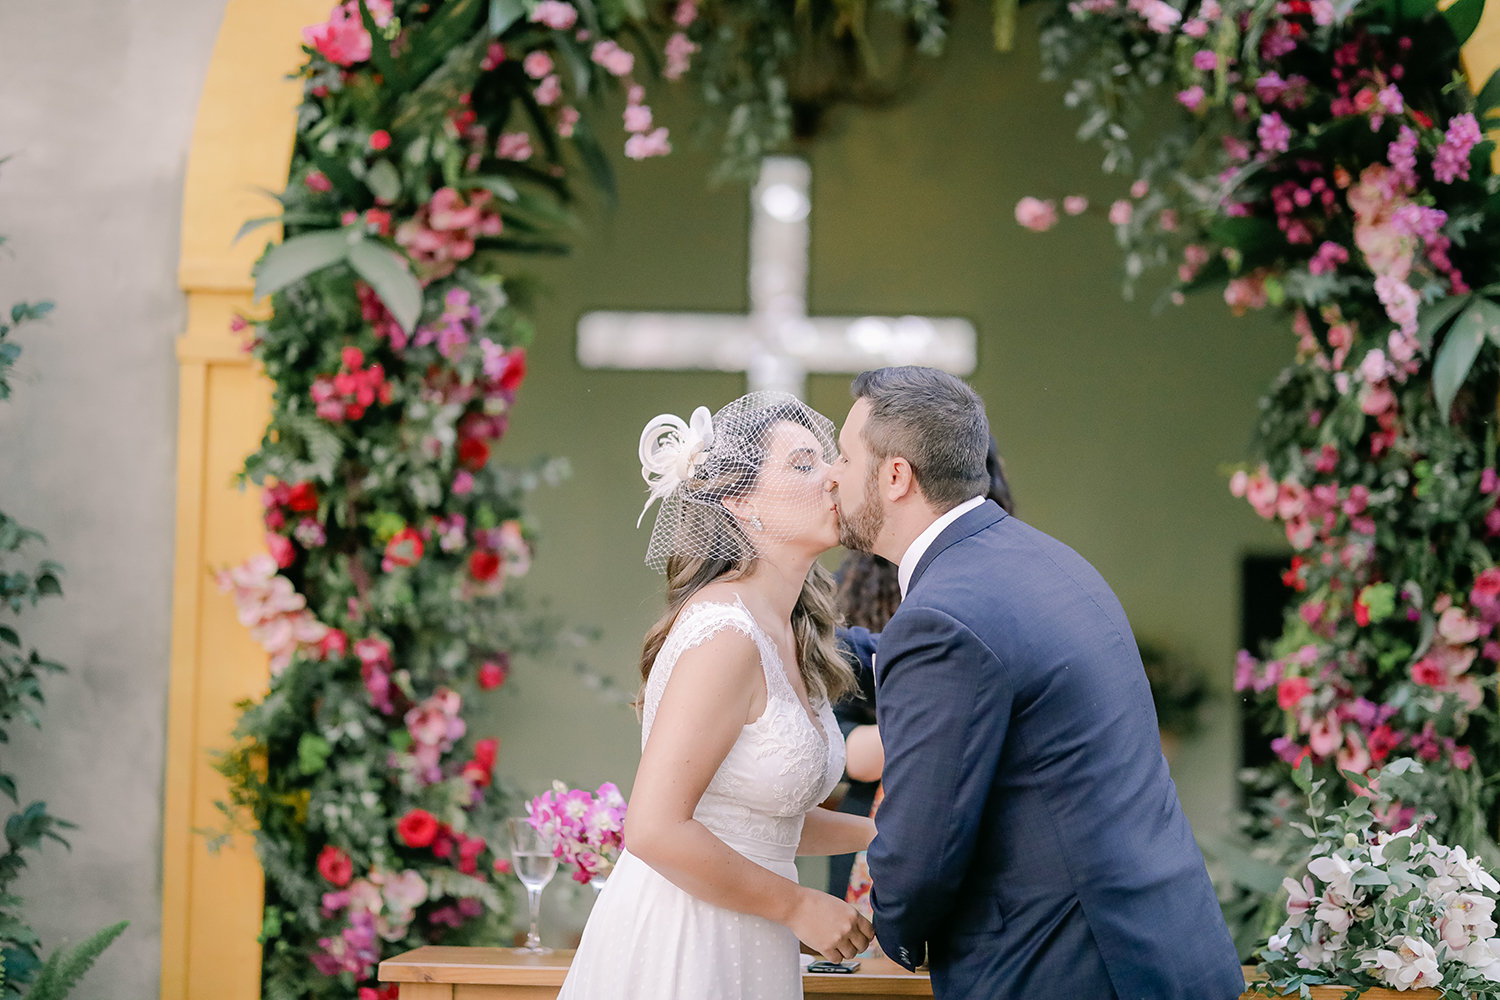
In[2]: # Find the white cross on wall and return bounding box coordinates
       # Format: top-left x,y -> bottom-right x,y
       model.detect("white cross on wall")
576,157 -> 977,399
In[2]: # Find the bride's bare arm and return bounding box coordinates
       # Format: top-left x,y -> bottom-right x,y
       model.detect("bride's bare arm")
625,629 -> 873,961
797,807 -> 876,857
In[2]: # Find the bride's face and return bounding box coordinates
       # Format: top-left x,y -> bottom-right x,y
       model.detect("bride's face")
740,421 -> 839,555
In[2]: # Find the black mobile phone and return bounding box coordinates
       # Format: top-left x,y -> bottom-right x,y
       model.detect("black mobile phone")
806,960 -> 860,974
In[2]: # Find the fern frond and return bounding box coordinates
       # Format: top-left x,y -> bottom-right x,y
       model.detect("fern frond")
25,920 -> 127,1000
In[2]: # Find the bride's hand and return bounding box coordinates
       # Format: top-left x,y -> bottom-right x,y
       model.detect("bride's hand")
786,887 -> 874,962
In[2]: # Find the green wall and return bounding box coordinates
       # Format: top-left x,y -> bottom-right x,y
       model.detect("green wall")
482,2 -> 1291,898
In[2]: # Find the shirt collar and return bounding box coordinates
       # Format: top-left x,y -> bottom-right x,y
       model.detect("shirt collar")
896,495 -> 986,598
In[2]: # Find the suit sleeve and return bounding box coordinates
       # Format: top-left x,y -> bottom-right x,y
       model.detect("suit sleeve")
867,607 -> 1011,970
833,626 -> 880,740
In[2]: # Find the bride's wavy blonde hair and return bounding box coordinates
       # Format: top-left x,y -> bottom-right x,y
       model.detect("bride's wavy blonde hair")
637,408 -> 854,709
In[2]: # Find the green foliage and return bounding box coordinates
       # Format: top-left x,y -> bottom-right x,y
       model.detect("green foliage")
1138,638 -> 1212,737
22,922 -> 128,1000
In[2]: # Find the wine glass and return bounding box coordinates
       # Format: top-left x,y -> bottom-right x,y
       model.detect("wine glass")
507,817 -> 559,954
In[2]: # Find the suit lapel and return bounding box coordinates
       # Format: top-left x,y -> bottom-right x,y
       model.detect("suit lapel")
907,501 -> 1006,593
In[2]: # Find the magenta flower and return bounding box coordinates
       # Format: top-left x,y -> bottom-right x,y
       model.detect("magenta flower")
1192,49 -> 1217,71
1014,197 -> 1059,232
1258,112 -> 1291,155
1308,241 -> 1349,276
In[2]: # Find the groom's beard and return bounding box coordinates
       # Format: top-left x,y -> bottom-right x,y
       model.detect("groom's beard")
837,470 -> 885,552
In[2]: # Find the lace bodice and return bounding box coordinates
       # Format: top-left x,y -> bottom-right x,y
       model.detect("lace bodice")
641,598 -> 845,863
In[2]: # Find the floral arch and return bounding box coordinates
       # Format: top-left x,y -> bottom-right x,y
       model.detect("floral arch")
164,0 -> 1500,997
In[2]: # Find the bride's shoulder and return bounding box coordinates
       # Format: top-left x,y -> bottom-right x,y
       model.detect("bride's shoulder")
665,588 -> 760,652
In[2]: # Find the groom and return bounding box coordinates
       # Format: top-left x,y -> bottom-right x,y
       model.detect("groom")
829,367 -> 1245,1000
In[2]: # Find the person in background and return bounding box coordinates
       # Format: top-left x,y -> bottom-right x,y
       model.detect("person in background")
827,437 -> 1015,903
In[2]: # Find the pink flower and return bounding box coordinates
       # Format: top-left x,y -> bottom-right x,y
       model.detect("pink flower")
1277,675 -> 1312,710
1192,50 -> 1217,71
267,532 -> 295,569
673,0 -> 698,25
1311,0 -> 1335,23
304,170 -> 333,193
478,657 -> 509,690
1130,179 -> 1149,198
624,127 -> 671,160
664,32 -> 699,80
1374,275 -> 1419,336
1435,113 -> 1483,184
1139,0 -> 1181,31
623,104 -> 653,133
1308,241 -> 1349,276
524,51 -> 555,79
1258,112 -> 1291,155
497,132 -> 534,161
557,106 -> 580,138
453,469 -> 476,495
368,129 -> 391,151
481,41 -> 506,70
1015,197 -> 1059,232
1108,199 -> 1132,225
534,74 -> 562,106
591,40 -> 635,77
395,188 -> 503,280
1177,85 -> 1206,111
1182,18 -> 1209,37
1224,274 -> 1268,315
1063,195 -> 1089,215
530,0 -> 579,29
301,0 -> 394,68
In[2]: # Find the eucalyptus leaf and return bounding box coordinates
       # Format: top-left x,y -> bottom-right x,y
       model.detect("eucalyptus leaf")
364,160 -> 403,204
346,242 -> 423,333
490,0 -> 527,33
253,231 -> 353,301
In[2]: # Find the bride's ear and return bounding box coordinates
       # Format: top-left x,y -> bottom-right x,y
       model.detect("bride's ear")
722,495 -> 761,530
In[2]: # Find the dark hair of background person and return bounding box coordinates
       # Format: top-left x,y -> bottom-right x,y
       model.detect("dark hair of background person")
850,366 -> 990,511
826,434 -> 1015,894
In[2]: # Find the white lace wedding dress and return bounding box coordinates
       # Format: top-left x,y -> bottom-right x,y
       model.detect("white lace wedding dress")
557,598 -> 845,1000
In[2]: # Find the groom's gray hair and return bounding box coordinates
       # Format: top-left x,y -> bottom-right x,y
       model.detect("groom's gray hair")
851,367 -> 990,511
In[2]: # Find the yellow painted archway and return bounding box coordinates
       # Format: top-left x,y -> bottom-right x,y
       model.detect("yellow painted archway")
161,4 -> 1500,999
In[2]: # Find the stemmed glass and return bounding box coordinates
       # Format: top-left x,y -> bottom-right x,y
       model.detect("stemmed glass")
507,817 -> 559,954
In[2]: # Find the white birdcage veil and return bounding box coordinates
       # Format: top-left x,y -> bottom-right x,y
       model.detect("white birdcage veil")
637,391 -> 837,572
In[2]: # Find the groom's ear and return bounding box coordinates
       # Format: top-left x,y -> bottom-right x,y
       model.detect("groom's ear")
885,456 -> 919,503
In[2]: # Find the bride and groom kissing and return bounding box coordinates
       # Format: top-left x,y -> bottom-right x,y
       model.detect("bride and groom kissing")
557,367 -> 1246,1000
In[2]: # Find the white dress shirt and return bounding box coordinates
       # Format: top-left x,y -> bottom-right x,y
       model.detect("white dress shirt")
895,495 -> 987,598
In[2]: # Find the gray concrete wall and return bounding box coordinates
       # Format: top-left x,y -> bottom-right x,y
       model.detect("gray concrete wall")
0,1 -> 227,997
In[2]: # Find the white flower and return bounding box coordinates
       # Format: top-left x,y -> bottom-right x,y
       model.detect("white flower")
1267,931 -> 1292,955
1365,936 -> 1441,990
1284,876 -> 1316,927
1461,937 -> 1500,981
1309,854 -> 1362,900
1451,846 -> 1500,893
636,406 -> 716,526
1439,892 -> 1498,951
1296,922 -> 1345,970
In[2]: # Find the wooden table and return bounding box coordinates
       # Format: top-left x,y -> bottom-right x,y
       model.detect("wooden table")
379,947 -> 931,999
379,949 -> 1290,998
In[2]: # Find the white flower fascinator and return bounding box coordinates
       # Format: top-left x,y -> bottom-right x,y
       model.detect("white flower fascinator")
637,406 -> 715,527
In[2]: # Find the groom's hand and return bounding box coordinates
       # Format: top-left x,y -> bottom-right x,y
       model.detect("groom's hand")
786,887 -> 873,962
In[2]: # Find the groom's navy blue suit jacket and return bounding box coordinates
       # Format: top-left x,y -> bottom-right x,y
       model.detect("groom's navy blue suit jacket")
841,502 -> 1243,1000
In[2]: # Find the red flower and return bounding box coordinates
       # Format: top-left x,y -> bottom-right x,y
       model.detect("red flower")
368,130 -> 392,151
1411,109 -> 1433,128
458,437 -> 491,471
397,808 -> 440,847
359,986 -> 399,1000
287,482 -> 319,513
474,737 -> 500,771
494,857 -> 513,875
1281,556 -> 1306,592
462,760 -> 493,787
267,532 -> 296,569
383,527 -> 425,570
342,346 -> 365,370
478,657 -> 508,690
1277,675 -> 1312,710
469,550 -> 502,581
499,347 -> 527,393
1354,595 -> 1371,627
431,824 -> 455,859
319,629 -> 348,660
1367,724 -> 1402,763
317,844 -> 353,886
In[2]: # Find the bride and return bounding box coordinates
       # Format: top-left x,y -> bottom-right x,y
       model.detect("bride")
558,392 -> 877,1000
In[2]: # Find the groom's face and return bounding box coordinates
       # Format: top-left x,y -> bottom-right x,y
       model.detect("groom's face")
831,399 -> 885,552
